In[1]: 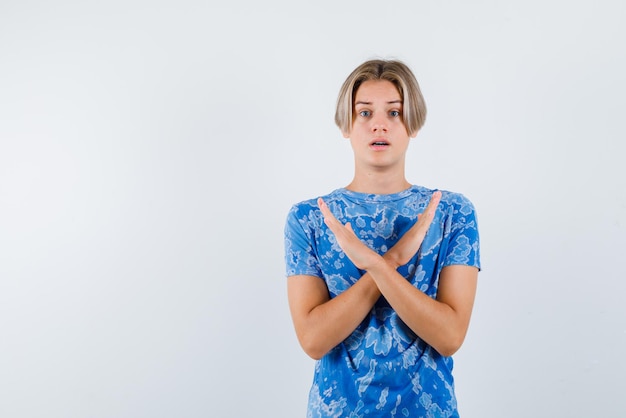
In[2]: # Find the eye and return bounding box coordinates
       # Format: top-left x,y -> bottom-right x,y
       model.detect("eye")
358,110 -> 371,117
389,110 -> 401,117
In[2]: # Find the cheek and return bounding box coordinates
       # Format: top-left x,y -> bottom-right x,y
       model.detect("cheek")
394,120 -> 410,134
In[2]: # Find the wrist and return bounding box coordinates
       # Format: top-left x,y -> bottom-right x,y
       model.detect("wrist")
382,252 -> 401,270
367,253 -> 396,277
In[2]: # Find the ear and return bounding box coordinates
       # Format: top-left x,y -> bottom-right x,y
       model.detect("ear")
410,129 -> 419,139
342,130 -> 351,139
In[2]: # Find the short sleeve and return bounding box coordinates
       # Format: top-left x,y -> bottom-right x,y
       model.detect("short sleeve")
443,194 -> 481,270
284,204 -> 324,278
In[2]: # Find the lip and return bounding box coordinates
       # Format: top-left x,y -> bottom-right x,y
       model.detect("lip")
369,138 -> 390,150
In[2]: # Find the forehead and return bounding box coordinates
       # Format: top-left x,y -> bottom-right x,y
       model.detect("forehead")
354,80 -> 401,104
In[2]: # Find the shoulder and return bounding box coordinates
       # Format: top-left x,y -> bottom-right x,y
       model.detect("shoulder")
407,185 -> 476,212
410,185 -> 478,229
435,189 -> 480,240
289,189 -> 345,213
286,189 -> 344,227
438,189 -> 477,215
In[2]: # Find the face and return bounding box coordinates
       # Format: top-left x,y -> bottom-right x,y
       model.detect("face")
344,79 -> 415,172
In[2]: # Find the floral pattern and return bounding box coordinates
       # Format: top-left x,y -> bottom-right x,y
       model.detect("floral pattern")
285,185 -> 480,417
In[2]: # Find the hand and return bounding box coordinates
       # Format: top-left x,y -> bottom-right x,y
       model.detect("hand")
318,190 -> 441,271
317,198 -> 383,271
385,190 -> 442,268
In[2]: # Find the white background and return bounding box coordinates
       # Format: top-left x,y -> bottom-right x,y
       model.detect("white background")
1,0 -> 625,417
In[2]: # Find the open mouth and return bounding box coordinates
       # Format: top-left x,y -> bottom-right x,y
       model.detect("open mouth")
370,140 -> 389,147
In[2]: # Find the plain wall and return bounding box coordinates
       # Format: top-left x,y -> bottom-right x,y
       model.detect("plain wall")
1,0 -> 625,417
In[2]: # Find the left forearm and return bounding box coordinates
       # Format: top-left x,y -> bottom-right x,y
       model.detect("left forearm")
367,260 -> 473,357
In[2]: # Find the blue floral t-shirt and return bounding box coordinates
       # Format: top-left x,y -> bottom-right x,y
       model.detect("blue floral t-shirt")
284,185 -> 480,418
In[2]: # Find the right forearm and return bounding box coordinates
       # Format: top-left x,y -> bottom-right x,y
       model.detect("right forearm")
299,273 -> 381,360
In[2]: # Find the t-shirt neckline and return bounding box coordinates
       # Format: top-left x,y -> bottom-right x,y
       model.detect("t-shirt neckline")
337,185 -> 419,203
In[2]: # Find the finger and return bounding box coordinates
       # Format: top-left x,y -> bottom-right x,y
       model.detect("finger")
418,191 -> 442,222
425,190 -> 442,216
318,198 -> 344,232
317,197 -> 327,212
318,198 -> 334,221
412,191 -> 442,231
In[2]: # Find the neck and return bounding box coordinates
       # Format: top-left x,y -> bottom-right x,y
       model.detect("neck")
345,171 -> 411,195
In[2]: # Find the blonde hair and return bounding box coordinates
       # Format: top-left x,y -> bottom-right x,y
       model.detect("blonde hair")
334,59 -> 427,136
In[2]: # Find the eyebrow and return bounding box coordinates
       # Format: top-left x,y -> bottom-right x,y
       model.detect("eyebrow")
355,100 -> 403,105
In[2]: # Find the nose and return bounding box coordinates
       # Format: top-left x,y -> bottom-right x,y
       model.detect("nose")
371,116 -> 388,133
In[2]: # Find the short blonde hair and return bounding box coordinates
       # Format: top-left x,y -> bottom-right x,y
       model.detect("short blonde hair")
335,59 -> 427,137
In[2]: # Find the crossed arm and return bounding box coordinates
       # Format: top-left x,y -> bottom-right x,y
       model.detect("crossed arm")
287,191 -> 478,360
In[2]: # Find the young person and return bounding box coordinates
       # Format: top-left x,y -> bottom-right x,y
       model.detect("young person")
284,59 -> 481,417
